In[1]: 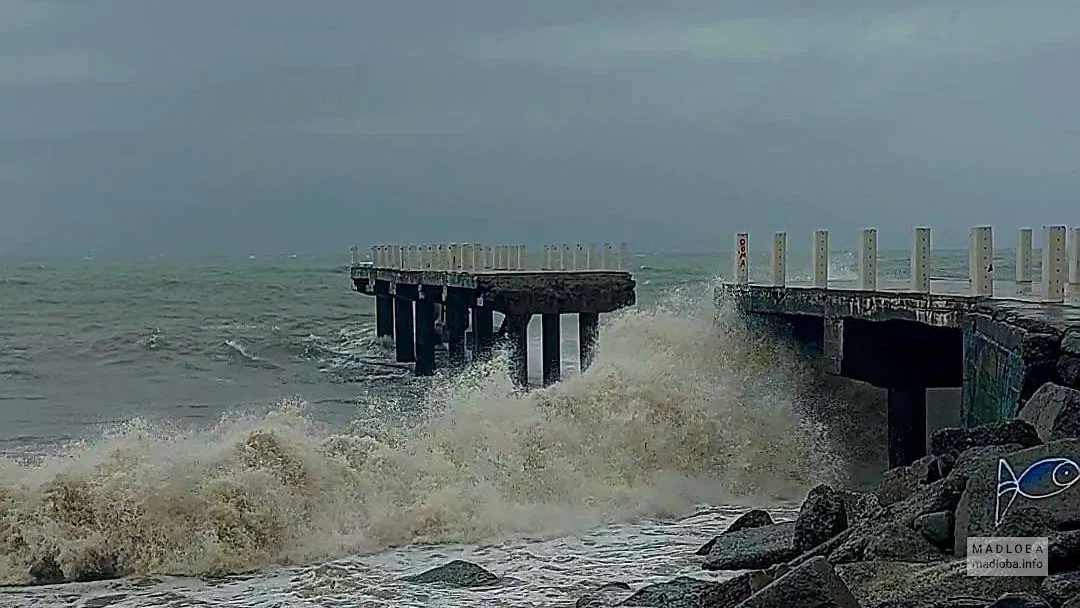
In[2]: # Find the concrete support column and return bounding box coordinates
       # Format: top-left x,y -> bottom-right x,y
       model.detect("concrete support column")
415,288 -> 437,376
375,282 -> 394,337
505,313 -> 530,387
541,313 -> 561,386
887,386 -> 927,468
579,312 -> 599,372
393,296 -> 415,363
446,292 -> 469,367
472,307 -> 495,359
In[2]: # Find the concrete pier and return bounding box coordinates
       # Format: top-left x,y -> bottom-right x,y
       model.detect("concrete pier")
350,242 -> 636,385
719,225 -> 1080,468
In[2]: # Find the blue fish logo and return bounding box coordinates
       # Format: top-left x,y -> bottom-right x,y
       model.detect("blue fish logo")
996,456 -> 1080,526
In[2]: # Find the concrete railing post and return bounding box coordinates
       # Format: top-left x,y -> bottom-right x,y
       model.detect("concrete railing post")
1044,225 -> 1066,302
398,245 -> 407,269
618,242 -> 630,271
482,245 -> 491,270
574,244 -> 585,270
858,228 -> 877,291
542,245 -> 550,270
812,229 -> 829,288
912,227 -> 930,293
350,246 -> 358,266
733,232 -> 749,284
517,244 -> 527,270
1016,228 -> 1033,294
771,232 -> 786,286
1069,227 -> 1080,294
602,243 -> 613,270
587,243 -> 599,270
969,226 -> 993,296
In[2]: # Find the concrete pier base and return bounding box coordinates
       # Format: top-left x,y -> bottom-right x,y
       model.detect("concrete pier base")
472,308 -> 494,359
579,312 -> 599,371
446,297 -> 468,367
415,290 -> 437,376
542,313 -> 560,386
393,296 -> 415,363
506,313 -> 530,387
887,386 -> 927,468
375,289 -> 394,338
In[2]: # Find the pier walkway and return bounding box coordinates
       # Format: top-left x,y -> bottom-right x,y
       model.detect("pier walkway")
719,226 -> 1080,468
348,242 -> 636,386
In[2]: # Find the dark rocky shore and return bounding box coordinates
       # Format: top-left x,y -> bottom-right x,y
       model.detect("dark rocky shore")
401,380 -> 1080,607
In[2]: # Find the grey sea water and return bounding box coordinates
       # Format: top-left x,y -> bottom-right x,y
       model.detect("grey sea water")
0,249 -> 980,607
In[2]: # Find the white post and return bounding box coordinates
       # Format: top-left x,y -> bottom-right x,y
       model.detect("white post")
473,243 -> 483,271
602,243 -> 613,270
371,246 -> 378,266
858,228 -> 877,291
398,245 -> 407,269
912,227 -> 930,293
574,244 -> 584,270
587,243 -> 599,270
733,232 -> 749,284
969,226 -> 993,296
426,245 -> 435,269
618,242 -> 630,271
541,245 -> 549,270
1016,228 -> 1033,294
771,232 -> 786,286
1069,227 -> 1080,293
1044,225 -> 1067,302
350,246 -> 358,265
517,244 -> 527,270
812,229 -> 829,288
560,244 -> 570,271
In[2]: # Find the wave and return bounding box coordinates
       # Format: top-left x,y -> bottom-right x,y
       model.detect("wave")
0,281 -> 854,585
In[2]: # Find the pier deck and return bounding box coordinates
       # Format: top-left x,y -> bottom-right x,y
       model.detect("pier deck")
348,242 -> 636,386
719,226 -> 1080,469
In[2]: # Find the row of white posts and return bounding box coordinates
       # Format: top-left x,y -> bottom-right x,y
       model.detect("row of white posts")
352,242 -> 631,272
732,226 -> 1080,303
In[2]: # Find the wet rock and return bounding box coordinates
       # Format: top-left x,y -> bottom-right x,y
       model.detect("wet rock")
1018,382 -> 1080,441
842,522 -> 943,563
795,485 -> 849,553
1049,529 -> 1080,574
838,490 -> 883,523
930,420 -> 1041,457
577,582 -> 634,607
948,444 -> 1026,482
986,593 -> 1052,608
1064,329 -> 1080,357
879,455 -> 938,505
914,511 -> 954,549
883,473 -> 969,530
954,439 -> 1080,556
402,560 -> 499,588
1058,356 -> 1080,389
619,573 -> 754,608
835,560 -> 1041,607
701,522 -> 799,571
1064,597 -> 1080,608
1041,571 -> 1080,607
734,556 -> 859,608
28,555 -> 64,586
936,452 -> 958,480
697,510 -> 775,555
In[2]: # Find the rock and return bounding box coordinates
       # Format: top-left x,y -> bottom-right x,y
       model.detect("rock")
619,574 -> 754,608
878,455 -> 938,505
862,522 -> 944,563
1064,597 -> 1080,608
936,452 -> 958,480
1049,529 -> 1080,573
1058,355 -> 1080,389
883,473 -> 969,529
1064,329 -> 1080,356
835,560 -> 1041,607
1042,571 -> 1080,607
697,510 -> 775,555
702,522 -> 799,571
930,420 -> 1042,457
577,582 -> 634,608
28,555 -> 64,586
948,444 -> 1026,482
914,511 -> 954,549
402,560 -> 499,588
1018,382 -> 1080,441
734,556 -> 859,608
986,593 -> 1052,608
795,485 -> 849,553
838,490 -> 883,523
954,439 -> 1080,556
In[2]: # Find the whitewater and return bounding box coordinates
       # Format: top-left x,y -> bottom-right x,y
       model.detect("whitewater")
0,255 -> 885,607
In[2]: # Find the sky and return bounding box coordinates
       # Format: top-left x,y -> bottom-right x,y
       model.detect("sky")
0,0 -> 1078,257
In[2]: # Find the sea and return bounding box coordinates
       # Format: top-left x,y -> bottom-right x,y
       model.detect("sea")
0,248 -> 987,607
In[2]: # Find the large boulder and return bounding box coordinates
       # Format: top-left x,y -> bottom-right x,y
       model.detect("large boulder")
697,510 -> 775,555
619,574 -> 755,608
701,522 -> 799,571
1019,382 -> 1080,441
948,444 -> 1027,482
734,556 -> 859,608
829,521 -> 944,564
1049,529 -> 1080,574
954,439 -> 1080,556
795,485 -> 849,554
1041,571 -> 1080,607
986,593 -> 1052,607
930,420 -> 1042,457
878,455 -> 938,506
577,582 -> 634,607
835,560 -> 1042,607
402,560 -> 499,587
837,490 -> 883,523
913,511 -> 954,549
882,473 -> 969,529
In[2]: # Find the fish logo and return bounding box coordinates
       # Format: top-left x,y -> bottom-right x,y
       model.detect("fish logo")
995,456 -> 1080,527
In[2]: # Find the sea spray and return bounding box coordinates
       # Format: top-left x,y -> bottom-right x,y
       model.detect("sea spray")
0,282 -> 850,585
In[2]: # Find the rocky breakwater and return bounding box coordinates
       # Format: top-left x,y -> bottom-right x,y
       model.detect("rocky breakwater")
402,381 -> 1080,607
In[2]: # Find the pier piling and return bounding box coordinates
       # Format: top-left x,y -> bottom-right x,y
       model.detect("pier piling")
414,287 -> 438,376
542,313 -> 561,386
579,312 -> 599,371
394,289 -> 416,363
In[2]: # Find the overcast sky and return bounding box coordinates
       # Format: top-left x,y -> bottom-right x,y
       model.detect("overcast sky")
1,0 -> 1078,257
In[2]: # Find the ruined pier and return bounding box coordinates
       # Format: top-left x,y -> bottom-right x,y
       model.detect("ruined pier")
719,226 -> 1080,469
349,242 -> 636,386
